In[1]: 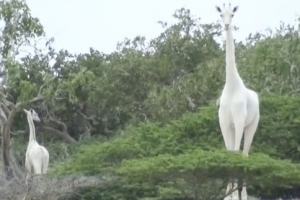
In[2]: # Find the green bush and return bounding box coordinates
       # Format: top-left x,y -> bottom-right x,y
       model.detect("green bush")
52,105 -> 222,175
55,95 -> 300,175
118,149 -> 300,199
254,94 -> 300,160
52,94 -> 300,199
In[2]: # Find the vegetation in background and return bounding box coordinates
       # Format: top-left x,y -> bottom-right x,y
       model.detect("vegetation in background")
0,1 -> 299,199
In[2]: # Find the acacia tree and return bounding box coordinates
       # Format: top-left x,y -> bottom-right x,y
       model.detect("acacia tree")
0,0 -> 46,180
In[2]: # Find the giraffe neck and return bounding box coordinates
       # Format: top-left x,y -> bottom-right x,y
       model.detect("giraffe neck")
27,115 -> 36,143
225,27 -> 242,88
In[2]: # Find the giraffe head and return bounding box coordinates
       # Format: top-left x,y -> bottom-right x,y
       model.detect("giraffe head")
24,108 -> 41,122
215,3 -> 238,31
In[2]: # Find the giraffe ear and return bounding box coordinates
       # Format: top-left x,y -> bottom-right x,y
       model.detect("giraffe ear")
23,109 -> 28,113
232,6 -> 238,13
215,6 -> 221,13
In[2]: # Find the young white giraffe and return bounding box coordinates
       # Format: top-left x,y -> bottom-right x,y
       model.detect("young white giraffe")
216,4 -> 260,200
24,108 -> 49,185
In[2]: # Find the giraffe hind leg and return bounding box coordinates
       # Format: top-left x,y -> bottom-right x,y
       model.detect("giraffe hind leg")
243,112 -> 259,156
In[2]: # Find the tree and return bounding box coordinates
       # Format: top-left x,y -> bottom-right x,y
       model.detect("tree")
0,0 -> 45,180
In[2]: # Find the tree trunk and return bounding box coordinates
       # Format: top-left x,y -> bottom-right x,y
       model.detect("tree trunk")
2,123 -> 14,180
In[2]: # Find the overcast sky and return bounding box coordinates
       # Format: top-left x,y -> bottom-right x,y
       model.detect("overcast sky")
26,0 -> 300,55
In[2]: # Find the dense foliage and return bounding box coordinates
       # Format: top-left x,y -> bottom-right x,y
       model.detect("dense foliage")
53,96 -> 300,199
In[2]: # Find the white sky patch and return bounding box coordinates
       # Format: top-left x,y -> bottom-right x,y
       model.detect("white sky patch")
25,0 -> 300,54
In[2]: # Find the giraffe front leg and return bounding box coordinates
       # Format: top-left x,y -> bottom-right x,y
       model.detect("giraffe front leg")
243,112 -> 259,156
231,181 -> 239,200
241,185 -> 247,200
224,182 -> 233,200
232,104 -> 247,152
219,107 -> 235,151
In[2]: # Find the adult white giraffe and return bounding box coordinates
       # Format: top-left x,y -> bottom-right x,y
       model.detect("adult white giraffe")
216,4 -> 260,200
24,108 -> 49,185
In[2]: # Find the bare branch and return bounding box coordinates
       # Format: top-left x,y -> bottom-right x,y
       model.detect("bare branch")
38,81 -> 48,97
77,110 -> 98,125
0,107 -> 7,122
10,130 -> 26,136
48,118 -> 68,133
15,96 -> 44,110
0,102 -> 9,118
3,99 -> 15,110
39,112 -> 77,144
0,93 -> 16,114
39,125 -> 77,144
0,90 -> 6,100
